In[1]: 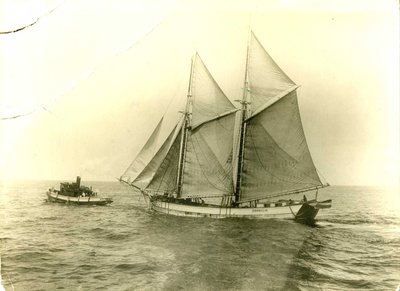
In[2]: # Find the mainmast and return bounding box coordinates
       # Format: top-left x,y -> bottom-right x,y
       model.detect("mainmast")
176,54 -> 195,197
234,31 -> 251,204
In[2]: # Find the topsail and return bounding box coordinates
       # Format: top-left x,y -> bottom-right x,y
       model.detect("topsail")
247,33 -> 297,114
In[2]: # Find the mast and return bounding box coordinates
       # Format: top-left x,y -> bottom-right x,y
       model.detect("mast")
234,31 -> 251,204
176,54 -> 195,197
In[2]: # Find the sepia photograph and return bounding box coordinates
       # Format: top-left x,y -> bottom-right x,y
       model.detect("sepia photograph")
0,0 -> 399,290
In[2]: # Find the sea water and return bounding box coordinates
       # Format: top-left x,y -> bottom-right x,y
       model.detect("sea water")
0,181 -> 399,290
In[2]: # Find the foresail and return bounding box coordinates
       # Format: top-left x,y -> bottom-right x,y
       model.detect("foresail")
131,122 -> 181,189
248,32 -> 296,114
240,91 -> 323,202
181,111 -> 236,204
120,117 -> 163,184
146,130 -> 182,193
191,53 -> 236,127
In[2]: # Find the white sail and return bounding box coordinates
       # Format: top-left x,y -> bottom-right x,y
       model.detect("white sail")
248,32 -> 296,114
181,112 -> 236,204
131,121 -> 181,189
240,90 -> 323,202
120,117 -> 164,184
191,53 -> 236,127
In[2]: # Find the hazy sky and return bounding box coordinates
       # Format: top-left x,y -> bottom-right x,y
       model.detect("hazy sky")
0,0 -> 398,186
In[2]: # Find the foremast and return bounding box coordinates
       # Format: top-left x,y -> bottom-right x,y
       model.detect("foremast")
176,54 -> 195,197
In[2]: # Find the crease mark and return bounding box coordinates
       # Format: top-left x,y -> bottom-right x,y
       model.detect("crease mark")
0,110 -> 36,120
1,12 -> 167,120
0,0 -> 66,35
0,106 -> 53,120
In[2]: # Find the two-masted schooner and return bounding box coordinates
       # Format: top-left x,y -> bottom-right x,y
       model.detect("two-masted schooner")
120,32 -> 331,223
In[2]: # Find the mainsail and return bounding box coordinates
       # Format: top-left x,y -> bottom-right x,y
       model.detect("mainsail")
240,90 -> 323,202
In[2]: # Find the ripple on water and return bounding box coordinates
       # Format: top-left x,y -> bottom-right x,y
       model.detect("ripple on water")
1,183 -> 399,291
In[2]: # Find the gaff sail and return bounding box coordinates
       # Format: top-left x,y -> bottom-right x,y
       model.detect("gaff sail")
181,112 -> 236,203
240,90 -> 323,202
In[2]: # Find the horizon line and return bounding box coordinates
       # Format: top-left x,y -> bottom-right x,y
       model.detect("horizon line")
0,178 -> 398,188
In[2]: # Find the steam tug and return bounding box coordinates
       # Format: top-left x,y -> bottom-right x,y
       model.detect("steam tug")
46,176 -> 113,206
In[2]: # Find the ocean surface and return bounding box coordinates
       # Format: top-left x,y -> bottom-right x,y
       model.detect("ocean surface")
0,181 -> 399,291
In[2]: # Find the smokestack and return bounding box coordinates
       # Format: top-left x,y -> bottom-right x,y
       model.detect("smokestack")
76,176 -> 81,188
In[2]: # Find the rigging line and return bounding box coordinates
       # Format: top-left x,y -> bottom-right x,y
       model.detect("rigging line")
0,0 -> 66,35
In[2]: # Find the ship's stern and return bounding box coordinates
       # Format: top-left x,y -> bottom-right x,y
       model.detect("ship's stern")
295,199 -> 332,225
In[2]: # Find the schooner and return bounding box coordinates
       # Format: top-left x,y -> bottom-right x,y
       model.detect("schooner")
120,32 -> 331,223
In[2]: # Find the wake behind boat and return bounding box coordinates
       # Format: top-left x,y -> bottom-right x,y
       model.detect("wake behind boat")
46,176 -> 113,206
120,31 -> 331,223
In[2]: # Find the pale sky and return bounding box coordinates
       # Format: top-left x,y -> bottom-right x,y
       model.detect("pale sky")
0,0 -> 399,186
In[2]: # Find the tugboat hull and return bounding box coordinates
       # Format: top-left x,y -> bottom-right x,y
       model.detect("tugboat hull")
46,190 -> 113,206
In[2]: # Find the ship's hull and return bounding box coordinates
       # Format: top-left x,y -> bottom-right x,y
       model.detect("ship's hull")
46,190 -> 113,206
143,193 -> 331,223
